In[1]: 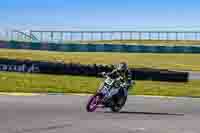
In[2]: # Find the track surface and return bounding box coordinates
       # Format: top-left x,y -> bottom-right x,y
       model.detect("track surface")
189,72 -> 200,80
0,95 -> 200,133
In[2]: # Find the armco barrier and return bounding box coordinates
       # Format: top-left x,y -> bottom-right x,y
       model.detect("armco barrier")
0,58 -> 188,82
0,40 -> 200,53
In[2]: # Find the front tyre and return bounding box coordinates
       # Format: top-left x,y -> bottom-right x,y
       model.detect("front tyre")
86,94 -> 101,112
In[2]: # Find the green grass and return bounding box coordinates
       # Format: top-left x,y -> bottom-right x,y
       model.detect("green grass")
0,72 -> 199,97
0,48 -> 199,96
0,49 -> 200,71
80,40 -> 200,46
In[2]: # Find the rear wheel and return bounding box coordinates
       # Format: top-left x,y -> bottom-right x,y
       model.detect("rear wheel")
110,87 -> 127,112
111,96 -> 127,112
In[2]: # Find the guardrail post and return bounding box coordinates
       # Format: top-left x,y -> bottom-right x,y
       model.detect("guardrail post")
176,32 -> 178,41
139,32 -> 142,40
131,32 -> 134,40
195,32 -> 198,40
110,32 -> 113,40
158,32 -> 161,40
101,32 -> 103,40
50,32 -> 53,41
148,32 -> 151,40
166,32 -> 169,40
120,32 -> 123,40
81,32 -> 84,41
70,32 -> 73,41
40,32 -> 43,41
60,32 -> 63,42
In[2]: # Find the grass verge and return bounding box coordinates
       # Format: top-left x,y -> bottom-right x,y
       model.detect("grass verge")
0,49 -> 200,71
0,72 -> 200,97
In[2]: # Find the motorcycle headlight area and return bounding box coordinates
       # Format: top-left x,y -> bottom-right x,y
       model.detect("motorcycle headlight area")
104,78 -> 114,85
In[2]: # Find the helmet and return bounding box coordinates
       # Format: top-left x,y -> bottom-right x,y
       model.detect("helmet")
117,62 -> 128,72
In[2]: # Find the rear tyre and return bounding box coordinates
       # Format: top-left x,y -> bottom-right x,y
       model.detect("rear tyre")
111,96 -> 127,112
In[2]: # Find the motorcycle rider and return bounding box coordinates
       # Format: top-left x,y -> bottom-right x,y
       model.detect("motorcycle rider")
102,62 -> 134,91
101,62 -> 134,106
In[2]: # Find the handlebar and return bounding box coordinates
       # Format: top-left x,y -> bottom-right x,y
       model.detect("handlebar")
100,72 -> 125,84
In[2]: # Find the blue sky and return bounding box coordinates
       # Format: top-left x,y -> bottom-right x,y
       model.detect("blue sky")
1,0 -> 200,30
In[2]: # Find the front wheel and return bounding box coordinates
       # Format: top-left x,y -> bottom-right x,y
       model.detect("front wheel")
86,94 -> 101,112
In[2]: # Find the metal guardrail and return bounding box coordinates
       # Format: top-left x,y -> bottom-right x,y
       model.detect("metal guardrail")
2,29 -> 200,43
10,30 -> 38,41
0,29 -> 9,41
30,30 -> 200,42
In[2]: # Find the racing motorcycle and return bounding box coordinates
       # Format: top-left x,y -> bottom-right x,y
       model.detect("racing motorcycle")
86,73 -> 128,112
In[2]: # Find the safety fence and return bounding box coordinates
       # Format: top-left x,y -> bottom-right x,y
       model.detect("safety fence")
30,30 -> 200,42
4,29 -> 200,42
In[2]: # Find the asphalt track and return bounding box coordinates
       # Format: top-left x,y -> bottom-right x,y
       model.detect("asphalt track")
0,95 -> 200,133
189,72 -> 200,80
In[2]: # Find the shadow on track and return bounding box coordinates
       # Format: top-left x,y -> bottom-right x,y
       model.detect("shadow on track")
104,111 -> 184,116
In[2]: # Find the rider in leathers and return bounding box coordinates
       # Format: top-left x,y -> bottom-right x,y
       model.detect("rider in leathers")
109,62 -> 133,89
102,62 -> 134,106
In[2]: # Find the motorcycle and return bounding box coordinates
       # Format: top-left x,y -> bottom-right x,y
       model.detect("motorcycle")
86,73 -> 128,112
